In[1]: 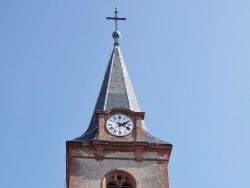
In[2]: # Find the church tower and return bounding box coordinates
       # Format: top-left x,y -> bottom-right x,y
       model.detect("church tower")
66,7 -> 173,188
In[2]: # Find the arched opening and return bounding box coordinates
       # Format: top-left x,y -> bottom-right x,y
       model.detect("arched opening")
121,183 -> 132,188
102,170 -> 136,188
107,183 -> 118,188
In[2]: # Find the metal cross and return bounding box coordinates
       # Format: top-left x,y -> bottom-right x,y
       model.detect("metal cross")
106,5 -> 126,31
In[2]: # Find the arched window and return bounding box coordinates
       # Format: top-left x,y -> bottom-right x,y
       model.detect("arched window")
103,170 -> 136,188
107,183 -> 118,188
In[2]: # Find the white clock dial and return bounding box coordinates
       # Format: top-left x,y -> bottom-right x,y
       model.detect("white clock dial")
106,114 -> 134,136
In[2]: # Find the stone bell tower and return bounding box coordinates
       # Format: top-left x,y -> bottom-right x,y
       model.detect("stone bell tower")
66,6 -> 173,188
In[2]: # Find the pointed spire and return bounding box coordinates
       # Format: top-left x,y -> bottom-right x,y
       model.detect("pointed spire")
74,45 -> 147,141
74,7 -> 168,144
95,46 -> 141,112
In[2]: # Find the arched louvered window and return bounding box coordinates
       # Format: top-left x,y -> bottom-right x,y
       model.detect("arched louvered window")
107,183 -> 118,188
106,182 -> 132,188
103,170 -> 136,188
121,183 -> 132,188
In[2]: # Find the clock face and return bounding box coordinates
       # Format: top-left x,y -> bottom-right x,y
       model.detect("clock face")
106,114 -> 134,137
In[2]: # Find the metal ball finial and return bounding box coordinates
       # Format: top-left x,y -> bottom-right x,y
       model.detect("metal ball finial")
112,30 -> 121,39
112,31 -> 121,46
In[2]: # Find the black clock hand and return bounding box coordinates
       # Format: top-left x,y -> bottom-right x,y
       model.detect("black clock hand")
120,124 -> 131,131
121,120 -> 130,126
118,119 -> 121,135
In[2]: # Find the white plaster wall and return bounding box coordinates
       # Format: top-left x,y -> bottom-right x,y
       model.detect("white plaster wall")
70,158 -> 167,188
143,151 -> 158,159
77,150 -> 94,157
104,151 -> 134,158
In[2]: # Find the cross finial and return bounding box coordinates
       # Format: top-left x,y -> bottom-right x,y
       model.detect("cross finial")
106,5 -> 126,31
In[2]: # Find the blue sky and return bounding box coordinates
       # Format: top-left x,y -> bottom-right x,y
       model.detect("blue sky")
1,1 -> 250,188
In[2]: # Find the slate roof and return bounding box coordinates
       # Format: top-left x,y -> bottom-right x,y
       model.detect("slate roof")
73,45 -> 168,144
